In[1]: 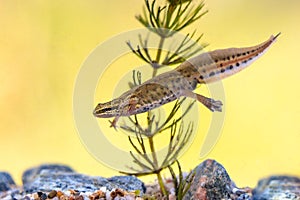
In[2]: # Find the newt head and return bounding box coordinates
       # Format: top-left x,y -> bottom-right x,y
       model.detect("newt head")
93,94 -> 140,119
93,98 -> 122,118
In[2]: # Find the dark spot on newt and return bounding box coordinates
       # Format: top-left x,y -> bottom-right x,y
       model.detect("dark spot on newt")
227,65 -> 234,70
209,71 -> 215,77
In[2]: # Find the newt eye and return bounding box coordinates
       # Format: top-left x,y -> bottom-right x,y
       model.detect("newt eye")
99,106 -> 119,114
99,107 -> 112,112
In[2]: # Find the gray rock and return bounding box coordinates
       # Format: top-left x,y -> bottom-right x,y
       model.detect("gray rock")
22,164 -> 74,185
183,159 -> 251,200
0,172 -> 16,192
22,164 -> 145,195
253,175 -> 300,200
108,176 -> 146,192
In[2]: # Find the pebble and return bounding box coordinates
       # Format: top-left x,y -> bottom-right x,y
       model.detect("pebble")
40,193 -> 47,200
48,190 -> 57,198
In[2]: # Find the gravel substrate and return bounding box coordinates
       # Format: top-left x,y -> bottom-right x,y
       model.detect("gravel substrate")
0,188 -> 141,200
1,161 -> 299,200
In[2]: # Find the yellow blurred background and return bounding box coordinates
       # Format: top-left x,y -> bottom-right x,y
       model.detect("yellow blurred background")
0,0 -> 299,187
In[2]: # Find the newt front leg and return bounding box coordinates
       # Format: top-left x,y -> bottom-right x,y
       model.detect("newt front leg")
106,96 -> 139,129
109,116 -> 119,129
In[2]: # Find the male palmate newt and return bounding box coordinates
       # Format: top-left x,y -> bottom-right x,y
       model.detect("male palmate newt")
93,34 -> 280,128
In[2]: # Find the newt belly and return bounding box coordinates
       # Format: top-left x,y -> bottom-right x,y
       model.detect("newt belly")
93,33 -> 280,128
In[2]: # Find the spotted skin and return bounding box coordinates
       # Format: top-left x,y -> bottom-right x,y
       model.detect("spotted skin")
94,34 -> 280,128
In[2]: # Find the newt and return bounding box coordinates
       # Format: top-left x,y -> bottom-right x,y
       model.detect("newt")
93,33 -> 280,128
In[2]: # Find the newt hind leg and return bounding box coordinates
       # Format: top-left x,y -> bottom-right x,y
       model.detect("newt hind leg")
182,90 -> 223,112
197,94 -> 223,112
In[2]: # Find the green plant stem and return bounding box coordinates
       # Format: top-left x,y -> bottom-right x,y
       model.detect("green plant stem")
157,169 -> 169,198
149,136 -> 158,167
152,36 -> 165,77
149,136 -> 168,198
152,68 -> 158,78
156,36 -> 165,62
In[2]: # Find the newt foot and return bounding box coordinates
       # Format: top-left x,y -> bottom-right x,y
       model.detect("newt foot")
206,98 -> 223,112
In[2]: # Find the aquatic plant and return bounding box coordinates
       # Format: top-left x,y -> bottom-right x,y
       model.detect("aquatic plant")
119,0 -> 208,198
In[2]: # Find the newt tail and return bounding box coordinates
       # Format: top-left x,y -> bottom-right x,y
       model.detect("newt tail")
94,33 -> 280,128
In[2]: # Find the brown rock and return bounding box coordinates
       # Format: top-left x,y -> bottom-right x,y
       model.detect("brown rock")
183,159 -> 251,200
